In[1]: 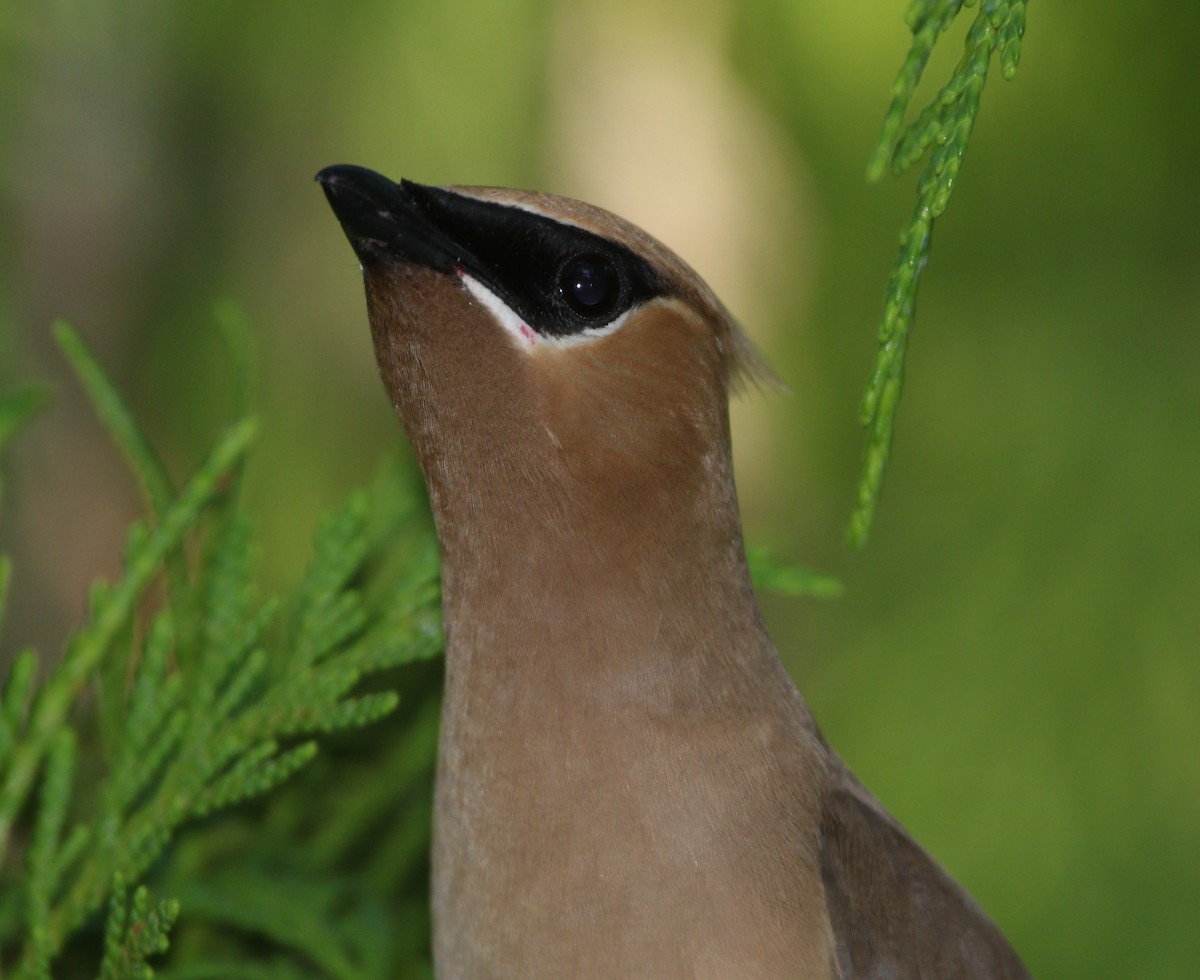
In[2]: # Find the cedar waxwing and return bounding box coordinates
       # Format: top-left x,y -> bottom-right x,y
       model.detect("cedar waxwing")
317,164 -> 1031,980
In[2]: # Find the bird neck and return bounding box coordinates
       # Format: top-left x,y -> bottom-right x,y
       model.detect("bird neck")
426,427 -> 779,714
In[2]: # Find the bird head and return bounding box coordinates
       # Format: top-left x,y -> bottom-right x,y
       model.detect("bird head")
317,164 -> 762,560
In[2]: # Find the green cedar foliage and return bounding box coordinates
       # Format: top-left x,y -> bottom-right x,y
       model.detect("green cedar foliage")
0,323 -> 442,977
849,0 -> 1028,548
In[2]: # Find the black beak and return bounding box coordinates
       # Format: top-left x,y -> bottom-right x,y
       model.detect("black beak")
316,164 -> 464,271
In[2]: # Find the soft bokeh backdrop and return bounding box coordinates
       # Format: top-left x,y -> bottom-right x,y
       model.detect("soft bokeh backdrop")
2,1 -> 1198,976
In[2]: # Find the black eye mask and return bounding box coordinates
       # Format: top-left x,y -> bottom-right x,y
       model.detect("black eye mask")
317,165 -> 664,339
400,182 -> 663,338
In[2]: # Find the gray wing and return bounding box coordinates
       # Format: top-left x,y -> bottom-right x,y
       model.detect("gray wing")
819,780 -> 1032,979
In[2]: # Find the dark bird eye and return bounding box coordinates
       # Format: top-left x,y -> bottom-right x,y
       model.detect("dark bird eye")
558,254 -> 620,319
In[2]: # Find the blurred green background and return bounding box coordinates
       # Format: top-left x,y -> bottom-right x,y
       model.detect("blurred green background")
1,1 -> 1197,976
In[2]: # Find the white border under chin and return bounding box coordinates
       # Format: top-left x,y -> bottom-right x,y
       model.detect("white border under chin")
459,271 -> 632,350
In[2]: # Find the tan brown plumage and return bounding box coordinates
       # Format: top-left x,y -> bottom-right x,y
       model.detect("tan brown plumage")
317,165 -> 1030,979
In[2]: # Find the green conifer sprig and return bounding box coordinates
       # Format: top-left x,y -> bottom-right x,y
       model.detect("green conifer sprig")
0,412 -> 257,866
51,322 -> 175,518
849,0 -> 1027,548
98,877 -> 180,980
0,325 -> 444,976
746,547 -> 844,600
21,731 -> 75,978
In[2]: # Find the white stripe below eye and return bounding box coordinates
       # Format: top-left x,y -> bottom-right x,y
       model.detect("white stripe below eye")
458,271 -> 632,349
459,272 -> 536,345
